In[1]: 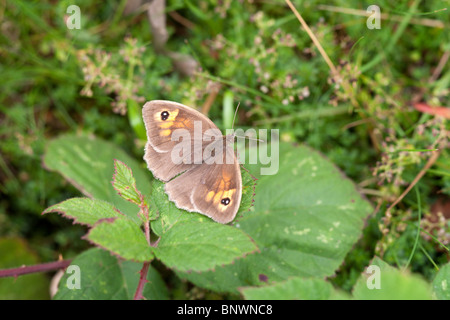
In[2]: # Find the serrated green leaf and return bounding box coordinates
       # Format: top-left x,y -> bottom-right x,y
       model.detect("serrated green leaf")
54,248 -> 168,300
150,180 -> 203,237
42,197 -> 124,226
178,143 -> 373,293
432,263 -> 450,300
352,257 -> 433,300
85,218 -> 153,262
236,167 -> 257,219
112,159 -> 142,205
152,220 -> 257,272
147,174 -> 258,272
43,134 -> 152,223
150,167 -> 256,237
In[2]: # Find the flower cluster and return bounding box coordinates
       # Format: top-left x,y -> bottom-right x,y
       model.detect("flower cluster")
77,37 -> 146,115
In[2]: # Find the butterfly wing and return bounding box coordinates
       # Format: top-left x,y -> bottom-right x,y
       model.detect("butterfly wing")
165,144 -> 242,224
143,100 -> 242,223
143,100 -> 217,153
142,100 -> 219,181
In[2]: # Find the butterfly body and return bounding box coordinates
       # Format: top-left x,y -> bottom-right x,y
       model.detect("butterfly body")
142,100 -> 242,224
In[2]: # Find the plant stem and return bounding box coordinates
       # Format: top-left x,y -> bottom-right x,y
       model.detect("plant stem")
0,259 -> 72,278
196,72 -> 279,105
419,243 -> 440,271
403,186 -> 422,271
317,4 -> 445,29
133,261 -> 151,300
386,150 -> 441,217
133,194 -> 154,300
254,105 -> 349,125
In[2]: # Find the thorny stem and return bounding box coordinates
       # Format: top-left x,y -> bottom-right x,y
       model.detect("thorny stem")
0,259 -> 72,278
133,193 -> 156,300
139,193 -> 152,247
133,261 -> 151,301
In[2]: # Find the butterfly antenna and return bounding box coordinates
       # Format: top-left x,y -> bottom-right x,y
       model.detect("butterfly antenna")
231,102 -> 240,130
231,102 -> 264,142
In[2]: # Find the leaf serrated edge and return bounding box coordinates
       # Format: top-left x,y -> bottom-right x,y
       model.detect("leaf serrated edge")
82,217 -> 154,263
42,197 -> 125,227
41,153 -> 94,199
233,165 -> 258,225
243,142 -> 376,281
111,159 -> 142,205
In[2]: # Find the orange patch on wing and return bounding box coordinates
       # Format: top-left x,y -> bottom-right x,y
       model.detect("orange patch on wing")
213,191 -> 223,206
153,109 -> 180,122
222,189 -> 236,202
206,191 -> 215,202
159,121 -> 173,129
160,129 -> 172,136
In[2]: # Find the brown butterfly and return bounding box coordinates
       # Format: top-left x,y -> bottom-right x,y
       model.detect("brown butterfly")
142,100 -> 242,224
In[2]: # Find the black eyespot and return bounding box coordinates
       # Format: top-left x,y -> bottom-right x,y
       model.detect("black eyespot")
221,198 -> 231,206
161,111 -> 169,121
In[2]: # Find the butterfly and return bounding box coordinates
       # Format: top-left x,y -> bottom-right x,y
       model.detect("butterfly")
142,100 -> 242,224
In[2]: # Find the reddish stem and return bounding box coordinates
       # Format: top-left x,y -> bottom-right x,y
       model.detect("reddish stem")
133,261 -> 150,300
0,259 -> 72,278
132,192 -> 154,300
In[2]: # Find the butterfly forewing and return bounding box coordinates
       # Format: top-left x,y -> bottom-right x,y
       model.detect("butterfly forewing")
142,100 -> 243,224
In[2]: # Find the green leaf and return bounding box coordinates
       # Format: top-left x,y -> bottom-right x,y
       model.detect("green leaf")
85,218 -> 153,262
237,167 -> 257,220
42,197 -> 124,226
54,248 -> 168,300
152,220 -> 257,272
44,134 -> 256,272
147,177 -> 258,272
0,238 -> 50,300
352,257 -> 433,300
179,143 -> 373,293
43,134 -> 152,223
112,159 -> 143,205
432,263 -> 450,300
127,99 -> 147,141
241,277 -> 339,300
150,168 -> 256,237
223,90 -> 234,130
149,180 -> 199,237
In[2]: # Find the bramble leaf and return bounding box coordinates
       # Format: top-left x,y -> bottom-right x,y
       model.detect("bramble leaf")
152,219 -> 257,272
352,257 -> 433,300
85,217 -> 153,262
433,262 -> 450,300
43,134 -> 152,223
42,197 -> 123,226
53,248 -> 167,300
240,277 -> 343,300
179,143 -> 374,293
112,159 -> 143,205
